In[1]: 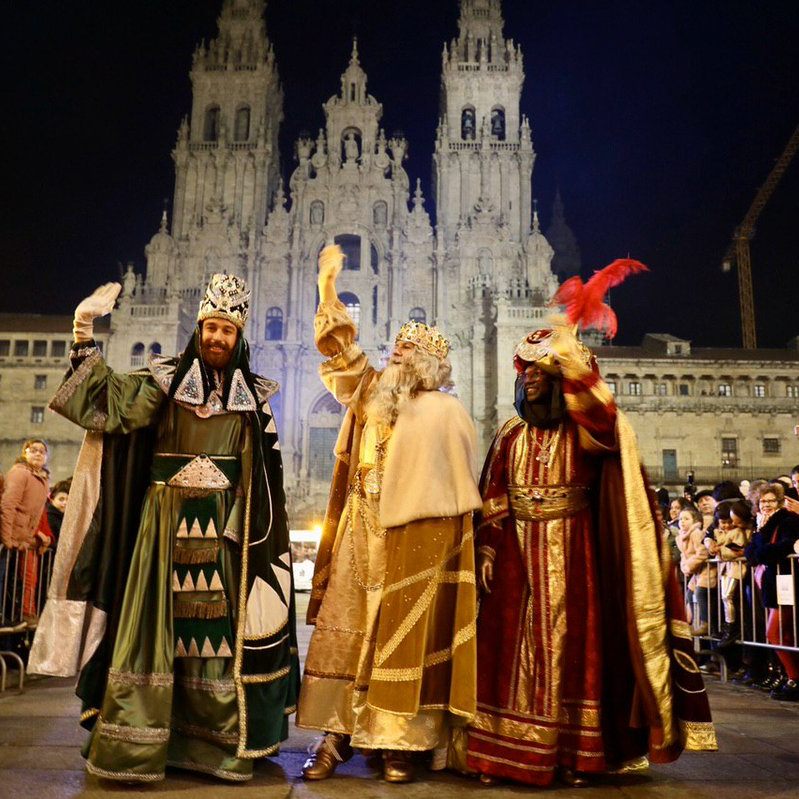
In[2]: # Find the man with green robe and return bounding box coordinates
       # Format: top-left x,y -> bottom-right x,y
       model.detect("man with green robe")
29,274 -> 299,783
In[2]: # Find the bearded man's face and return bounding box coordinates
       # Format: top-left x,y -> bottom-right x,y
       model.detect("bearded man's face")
200,318 -> 238,369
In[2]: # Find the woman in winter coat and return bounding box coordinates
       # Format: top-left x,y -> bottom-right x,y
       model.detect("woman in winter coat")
745,482 -> 799,701
676,505 -> 717,634
0,439 -> 52,623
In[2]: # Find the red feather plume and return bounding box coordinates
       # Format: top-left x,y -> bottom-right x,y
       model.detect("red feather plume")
552,258 -> 649,339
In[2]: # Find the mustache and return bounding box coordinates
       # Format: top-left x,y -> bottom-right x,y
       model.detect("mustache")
203,340 -> 232,352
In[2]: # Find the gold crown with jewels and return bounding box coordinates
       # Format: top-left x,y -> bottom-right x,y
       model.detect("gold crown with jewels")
197,273 -> 250,330
396,320 -> 450,360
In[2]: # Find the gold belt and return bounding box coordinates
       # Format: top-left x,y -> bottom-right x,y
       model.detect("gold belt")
508,484 -> 590,521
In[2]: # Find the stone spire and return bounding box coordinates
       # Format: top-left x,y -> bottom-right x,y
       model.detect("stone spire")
546,188 -> 582,279
340,37 -> 369,105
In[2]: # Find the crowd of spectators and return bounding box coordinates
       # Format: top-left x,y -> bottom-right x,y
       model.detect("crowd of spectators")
658,467 -> 799,702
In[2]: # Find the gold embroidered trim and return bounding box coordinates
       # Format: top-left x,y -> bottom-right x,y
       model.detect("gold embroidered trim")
239,665 -> 291,685
80,708 -> 100,723
468,751 -> 556,772
172,722 -> 238,745
680,719 -> 718,751
97,719 -> 170,744
173,598 -> 228,619
477,545 -> 496,561
315,623 -> 367,636
673,649 -> 701,674
165,759 -> 253,781
371,618 -> 477,682
468,730 -> 554,756
508,484 -> 590,521
670,619 -> 693,640
86,762 -> 163,783
482,495 -> 509,519
107,668 -> 174,688
49,349 -> 107,429
302,668 -> 357,681
374,527 -> 473,666
176,675 -> 235,693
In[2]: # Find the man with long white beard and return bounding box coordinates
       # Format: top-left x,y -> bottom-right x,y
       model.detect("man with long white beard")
297,245 -> 481,783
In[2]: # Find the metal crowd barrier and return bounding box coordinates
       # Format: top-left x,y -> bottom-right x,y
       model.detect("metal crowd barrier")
0,544 -> 56,692
683,554 -> 799,681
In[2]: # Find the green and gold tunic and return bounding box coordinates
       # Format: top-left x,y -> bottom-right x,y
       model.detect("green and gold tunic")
29,340 -> 299,783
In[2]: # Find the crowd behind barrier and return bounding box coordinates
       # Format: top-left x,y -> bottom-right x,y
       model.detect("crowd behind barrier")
0,544 -> 55,691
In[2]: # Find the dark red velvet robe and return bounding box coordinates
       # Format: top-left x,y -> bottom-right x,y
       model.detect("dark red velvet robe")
466,368 -> 716,785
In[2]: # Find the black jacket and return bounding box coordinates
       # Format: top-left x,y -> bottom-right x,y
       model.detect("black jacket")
745,508 -> 799,608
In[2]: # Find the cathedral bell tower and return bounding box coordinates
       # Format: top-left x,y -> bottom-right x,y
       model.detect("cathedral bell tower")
434,0 -> 533,243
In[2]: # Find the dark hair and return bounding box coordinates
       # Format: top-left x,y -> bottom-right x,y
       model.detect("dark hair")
694,489 -> 714,502
713,480 -> 744,502
729,500 -> 754,527
51,478 -> 72,497
679,505 -> 703,526
714,499 -> 734,521
791,465 -> 799,476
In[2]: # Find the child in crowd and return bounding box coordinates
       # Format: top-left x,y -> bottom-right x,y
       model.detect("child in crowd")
715,500 -> 753,648
677,505 -> 716,635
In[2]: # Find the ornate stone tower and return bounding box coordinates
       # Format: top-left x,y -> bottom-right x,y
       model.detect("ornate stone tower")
433,0 -> 558,450
254,40 -> 435,519
108,0 -> 283,370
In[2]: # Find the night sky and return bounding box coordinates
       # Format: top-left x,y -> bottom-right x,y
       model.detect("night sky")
3,0 -> 798,347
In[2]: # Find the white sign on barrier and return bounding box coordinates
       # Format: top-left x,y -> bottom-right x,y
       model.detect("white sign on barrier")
776,574 -> 795,606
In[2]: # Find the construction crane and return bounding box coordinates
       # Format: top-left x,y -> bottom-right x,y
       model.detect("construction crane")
722,123 -> 799,348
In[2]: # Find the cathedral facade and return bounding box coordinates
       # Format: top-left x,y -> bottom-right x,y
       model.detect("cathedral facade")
105,0 -> 562,521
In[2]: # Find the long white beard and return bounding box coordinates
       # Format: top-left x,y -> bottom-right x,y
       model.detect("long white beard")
365,361 -> 420,429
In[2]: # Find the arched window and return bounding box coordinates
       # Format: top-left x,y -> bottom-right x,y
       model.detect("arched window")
148,342 -> 162,355
234,105 -> 250,141
461,107 -> 476,141
491,106 -> 506,140
131,342 -> 145,367
370,243 -> 379,274
373,201 -> 388,226
310,200 -> 325,225
334,234 -> 361,270
309,393 -> 345,480
204,105 -> 221,142
339,291 -> 360,330
372,285 -> 378,325
265,307 -> 283,341
409,307 -> 426,324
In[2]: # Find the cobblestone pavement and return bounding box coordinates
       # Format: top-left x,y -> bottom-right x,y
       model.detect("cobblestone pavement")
2,593 -> 799,798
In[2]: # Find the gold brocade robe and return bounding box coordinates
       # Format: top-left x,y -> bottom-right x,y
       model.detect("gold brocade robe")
296,301 -> 480,750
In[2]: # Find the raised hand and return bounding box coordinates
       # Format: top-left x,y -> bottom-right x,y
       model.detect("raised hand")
73,282 -> 122,342
317,245 -> 345,305
75,283 -> 122,320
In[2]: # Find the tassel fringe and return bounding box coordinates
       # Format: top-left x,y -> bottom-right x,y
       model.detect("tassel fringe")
173,545 -> 219,565
173,599 -> 229,620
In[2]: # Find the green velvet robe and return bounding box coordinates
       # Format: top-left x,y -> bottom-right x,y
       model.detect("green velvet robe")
29,343 -> 299,783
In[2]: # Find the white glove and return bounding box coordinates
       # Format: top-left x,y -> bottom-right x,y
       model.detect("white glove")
73,283 -> 122,342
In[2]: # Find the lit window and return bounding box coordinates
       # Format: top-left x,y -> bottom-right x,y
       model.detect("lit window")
787,385 -> 799,398
606,380 -> 616,395
655,383 -> 668,396
721,437 -> 738,467
718,383 -> 732,397
30,406 -> 45,425
763,438 -> 781,455
34,375 -> 47,390
628,381 -> 642,396
754,384 -> 766,398
130,342 -> 145,367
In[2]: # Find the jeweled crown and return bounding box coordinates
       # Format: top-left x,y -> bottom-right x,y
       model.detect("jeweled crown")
197,273 -> 250,330
396,320 -> 450,360
514,329 -> 559,374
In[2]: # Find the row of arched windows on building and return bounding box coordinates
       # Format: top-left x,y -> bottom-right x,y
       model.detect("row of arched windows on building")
461,106 -> 505,141
203,105 -> 251,142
